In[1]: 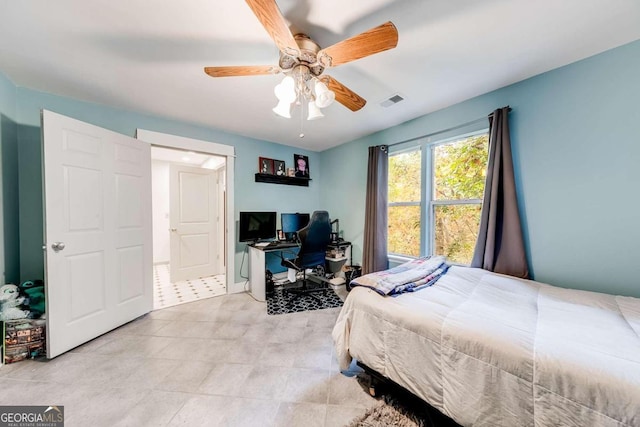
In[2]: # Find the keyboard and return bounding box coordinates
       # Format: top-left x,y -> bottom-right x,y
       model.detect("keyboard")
254,241 -> 295,249
266,241 -> 285,248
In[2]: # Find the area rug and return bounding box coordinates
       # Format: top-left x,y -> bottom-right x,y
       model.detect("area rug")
346,401 -> 422,427
266,286 -> 343,315
346,375 -> 460,427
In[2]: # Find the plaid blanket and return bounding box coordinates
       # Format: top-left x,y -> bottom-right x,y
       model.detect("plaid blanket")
351,256 -> 449,296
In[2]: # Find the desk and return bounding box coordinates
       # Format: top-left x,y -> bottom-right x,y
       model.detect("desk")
248,241 -> 352,301
248,242 -> 298,302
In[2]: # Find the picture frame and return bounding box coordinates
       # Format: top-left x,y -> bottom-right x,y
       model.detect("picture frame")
293,154 -> 310,178
273,159 -> 286,176
259,157 -> 274,174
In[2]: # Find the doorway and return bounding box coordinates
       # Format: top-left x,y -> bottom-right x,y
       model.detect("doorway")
151,147 -> 226,309
136,129 -> 236,311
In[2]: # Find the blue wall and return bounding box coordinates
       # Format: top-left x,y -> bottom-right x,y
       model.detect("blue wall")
320,39 -> 640,297
0,72 -> 19,285
0,73 -> 16,119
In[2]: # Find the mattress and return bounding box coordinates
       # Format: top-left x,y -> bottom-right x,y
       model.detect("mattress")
332,266 -> 640,426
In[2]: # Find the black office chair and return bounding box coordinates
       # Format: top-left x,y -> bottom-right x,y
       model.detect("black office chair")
281,210 -> 332,304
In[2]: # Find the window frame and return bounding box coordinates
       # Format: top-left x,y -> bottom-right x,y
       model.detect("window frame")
388,128 -> 489,263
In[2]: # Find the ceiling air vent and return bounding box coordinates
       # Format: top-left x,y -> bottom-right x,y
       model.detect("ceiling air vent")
380,94 -> 404,108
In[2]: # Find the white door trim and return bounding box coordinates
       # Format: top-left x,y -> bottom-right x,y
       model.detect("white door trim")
216,166 -> 226,274
136,129 -> 235,291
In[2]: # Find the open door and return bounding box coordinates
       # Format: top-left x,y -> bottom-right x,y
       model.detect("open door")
169,164 -> 219,282
42,110 -> 152,358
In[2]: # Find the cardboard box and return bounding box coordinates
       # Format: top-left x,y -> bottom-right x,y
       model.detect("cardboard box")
4,319 -> 46,364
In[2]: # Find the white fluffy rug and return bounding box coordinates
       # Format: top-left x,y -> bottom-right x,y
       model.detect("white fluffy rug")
346,401 -> 422,427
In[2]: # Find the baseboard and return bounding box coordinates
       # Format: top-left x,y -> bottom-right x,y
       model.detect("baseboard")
229,281 -> 248,294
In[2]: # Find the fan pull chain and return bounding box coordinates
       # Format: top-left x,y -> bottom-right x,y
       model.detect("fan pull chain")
297,66 -> 305,138
299,98 -> 305,138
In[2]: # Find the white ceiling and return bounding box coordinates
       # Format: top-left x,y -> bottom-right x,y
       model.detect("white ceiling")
1,1 -> 639,152
151,146 -> 225,170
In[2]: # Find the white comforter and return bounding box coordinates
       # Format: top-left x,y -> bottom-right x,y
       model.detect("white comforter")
332,266 -> 640,426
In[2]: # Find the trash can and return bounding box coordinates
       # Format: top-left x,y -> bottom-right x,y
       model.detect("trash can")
343,265 -> 362,291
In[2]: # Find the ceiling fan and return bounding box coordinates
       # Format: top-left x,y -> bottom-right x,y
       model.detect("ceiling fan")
203,0 -> 398,116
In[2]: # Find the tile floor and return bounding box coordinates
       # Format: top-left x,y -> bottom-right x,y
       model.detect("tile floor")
0,289 -> 378,426
153,263 -> 227,310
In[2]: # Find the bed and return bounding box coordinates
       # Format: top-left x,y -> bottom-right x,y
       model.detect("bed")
332,264 -> 640,426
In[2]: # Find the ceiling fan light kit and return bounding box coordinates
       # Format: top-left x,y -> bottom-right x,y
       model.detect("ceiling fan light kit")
272,65 -> 335,120
204,0 -> 399,133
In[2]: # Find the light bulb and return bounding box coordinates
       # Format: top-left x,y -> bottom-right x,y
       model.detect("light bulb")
274,76 -> 296,103
314,81 -> 335,108
272,100 -> 292,118
307,101 -> 324,120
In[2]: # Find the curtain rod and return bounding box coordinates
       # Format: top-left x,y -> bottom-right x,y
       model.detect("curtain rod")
386,106 -> 511,149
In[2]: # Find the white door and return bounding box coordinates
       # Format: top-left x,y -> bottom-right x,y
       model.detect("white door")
42,110 -> 152,358
169,164 -> 219,282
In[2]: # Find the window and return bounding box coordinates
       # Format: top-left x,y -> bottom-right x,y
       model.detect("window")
388,149 -> 422,257
388,131 -> 489,264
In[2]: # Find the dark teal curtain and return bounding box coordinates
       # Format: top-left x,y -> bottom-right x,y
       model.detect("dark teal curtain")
362,145 -> 388,274
471,107 -> 529,278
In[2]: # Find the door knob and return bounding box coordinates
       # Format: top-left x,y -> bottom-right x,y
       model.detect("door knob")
51,242 -> 66,252
170,228 -> 177,232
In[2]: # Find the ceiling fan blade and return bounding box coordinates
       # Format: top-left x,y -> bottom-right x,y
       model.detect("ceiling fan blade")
318,21 -> 398,67
321,76 -> 367,112
245,0 -> 299,56
204,65 -> 280,78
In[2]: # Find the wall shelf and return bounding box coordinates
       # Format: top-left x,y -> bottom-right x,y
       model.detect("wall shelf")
255,173 -> 311,187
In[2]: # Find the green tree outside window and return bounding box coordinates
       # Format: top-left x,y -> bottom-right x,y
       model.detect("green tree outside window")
388,133 -> 488,264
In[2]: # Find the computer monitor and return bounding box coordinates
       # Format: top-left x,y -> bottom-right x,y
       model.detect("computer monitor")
238,211 -> 277,242
281,212 -> 310,241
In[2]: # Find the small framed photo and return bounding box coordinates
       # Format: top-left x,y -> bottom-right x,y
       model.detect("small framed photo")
274,160 -> 286,176
259,157 -> 274,174
287,168 -> 295,177
294,154 -> 310,178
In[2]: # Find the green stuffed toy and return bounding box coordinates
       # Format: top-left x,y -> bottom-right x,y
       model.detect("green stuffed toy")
19,280 -> 46,319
